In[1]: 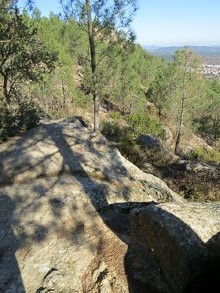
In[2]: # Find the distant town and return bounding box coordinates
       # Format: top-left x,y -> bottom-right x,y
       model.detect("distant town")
200,64 -> 220,79
145,45 -> 220,79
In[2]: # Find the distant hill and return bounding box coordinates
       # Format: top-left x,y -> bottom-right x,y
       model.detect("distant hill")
144,45 -> 220,64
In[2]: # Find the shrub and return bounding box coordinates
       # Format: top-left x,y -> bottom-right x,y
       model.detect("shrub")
101,112 -> 169,167
189,146 -> 220,165
118,134 -> 145,166
126,113 -> 166,139
0,101 -> 44,142
101,121 -> 124,141
109,111 -> 121,121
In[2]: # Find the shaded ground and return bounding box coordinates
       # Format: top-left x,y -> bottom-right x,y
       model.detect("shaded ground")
0,118 -> 181,292
158,161 -> 220,202
1,117 -> 220,292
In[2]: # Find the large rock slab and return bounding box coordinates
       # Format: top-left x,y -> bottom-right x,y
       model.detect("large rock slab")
0,118 -> 183,292
130,202 -> 220,292
0,176 -> 130,292
0,118 -> 182,203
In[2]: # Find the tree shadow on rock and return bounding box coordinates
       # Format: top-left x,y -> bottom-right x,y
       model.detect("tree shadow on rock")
2,119 -> 220,292
0,194 -> 25,292
0,119 -> 135,291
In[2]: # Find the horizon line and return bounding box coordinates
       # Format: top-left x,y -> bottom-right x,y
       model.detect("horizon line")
142,43 -> 220,48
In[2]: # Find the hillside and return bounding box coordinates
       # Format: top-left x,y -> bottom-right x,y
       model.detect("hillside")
145,45 -> 220,64
1,8 -> 219,158
0,7 -> 219,204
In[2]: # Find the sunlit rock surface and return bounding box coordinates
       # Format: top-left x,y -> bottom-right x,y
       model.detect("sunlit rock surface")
0,118 -> 182,292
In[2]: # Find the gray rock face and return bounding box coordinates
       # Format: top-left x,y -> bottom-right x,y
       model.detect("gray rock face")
130,202 -> 220,292
176,160 -> 220,178
1,118 -> 219,292
0,118 -> 182,292
137,134 -> 176,165
137,134 -> 163,150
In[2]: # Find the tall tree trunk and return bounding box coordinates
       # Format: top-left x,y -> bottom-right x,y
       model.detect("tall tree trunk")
158,105 -> 162,117
86,0 -> 99,132
213,116 -> 218,140
174,93 -> 185,155
93,92 -> 99,131
3,75 -> 9,105
61,80 -> 66,115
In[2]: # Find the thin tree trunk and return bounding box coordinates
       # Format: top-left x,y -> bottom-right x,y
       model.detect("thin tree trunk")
62,80 -> 66,105
86,0 -> 99,132
3,75 -> 9,104
61,80 -> 66,115
94,93 -> 99,131
158,105 -> 162,117
174,94 -> 185,155
213,116 -> 218,140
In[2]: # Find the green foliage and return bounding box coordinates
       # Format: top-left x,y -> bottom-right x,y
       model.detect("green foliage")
0,1 -> 58,104
102,111 -> 165,142
147,49 -> 206,126
118,134 -> 144,166
60,0 -> 138,42
126,113 -> 166,139
105,45 -> 162,114
109,111 -> 122,121
101,110 -> 168,167
0,2 -> 217,156
0,2 -> 58,142
147,48 -> 207,154
60,0 -> 139,130
29,12 -> 92,118
189,147 -> 220,165
0,100 -> 44,141
11,5 -> 164,125
101,120 -> 130,141
30,6 -> 163,122
168,48 -> 204,125
101,119 -> 144,166
146,59 -> 172,116
193,79 -> 220,143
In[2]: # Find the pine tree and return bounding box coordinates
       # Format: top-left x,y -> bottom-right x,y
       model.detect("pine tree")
60,0 -> 137,131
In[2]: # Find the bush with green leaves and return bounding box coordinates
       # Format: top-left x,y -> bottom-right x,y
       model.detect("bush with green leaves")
101,111 -> 170,167
126,113 -> 166,139
101,120 -> 130,141
101,120 -> 145,166
189,147 -> 220,165
0,101 -> 44,142
109,111 -> 122,122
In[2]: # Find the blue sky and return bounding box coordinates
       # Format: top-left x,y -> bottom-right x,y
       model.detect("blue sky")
134,0 -> 220,46
19,0 -> 220,46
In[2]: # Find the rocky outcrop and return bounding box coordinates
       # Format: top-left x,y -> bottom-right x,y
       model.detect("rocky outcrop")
137,134 -> 165,151
0,118 -> 180,204
130,202 -> 220,292
137,134 -> 176,167
0,117 -> 182,293
1,117 -> 220,292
